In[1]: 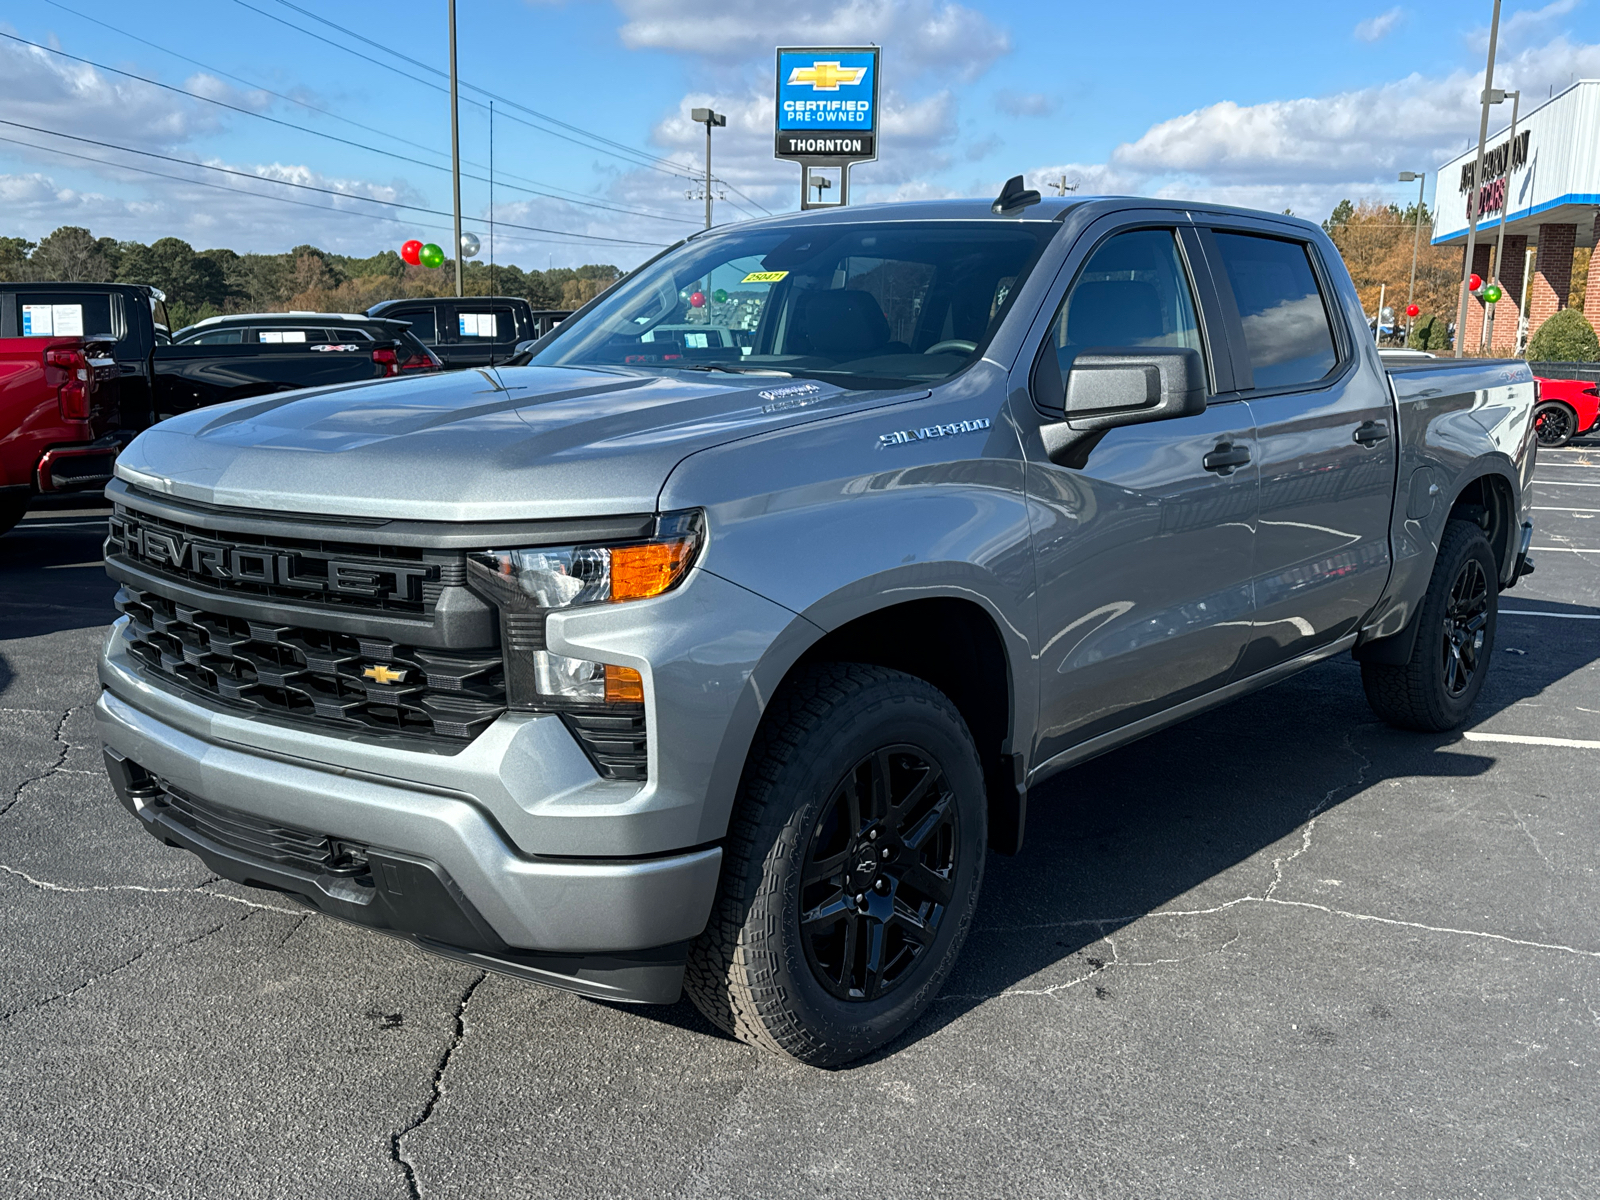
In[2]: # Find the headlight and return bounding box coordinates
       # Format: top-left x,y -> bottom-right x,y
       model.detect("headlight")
467,510 -> 702,710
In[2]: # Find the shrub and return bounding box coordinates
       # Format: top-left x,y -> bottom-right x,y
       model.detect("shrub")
1526,307 -> 1600,362
1409,313 -> 1450,352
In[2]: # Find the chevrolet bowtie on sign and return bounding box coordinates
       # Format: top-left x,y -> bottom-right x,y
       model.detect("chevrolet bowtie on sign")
775,46 -> 880,163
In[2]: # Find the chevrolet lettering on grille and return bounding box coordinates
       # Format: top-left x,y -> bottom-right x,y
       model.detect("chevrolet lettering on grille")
108,516 -> 435,601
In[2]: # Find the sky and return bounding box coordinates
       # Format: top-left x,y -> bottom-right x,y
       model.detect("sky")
2,0 -> 1599,271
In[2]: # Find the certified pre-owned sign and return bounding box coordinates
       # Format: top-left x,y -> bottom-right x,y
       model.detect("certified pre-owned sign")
774,46 -> 880,164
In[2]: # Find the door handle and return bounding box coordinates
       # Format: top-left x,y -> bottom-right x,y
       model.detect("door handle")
1354,420 -> 1390,446
1202,441 -> 1251,474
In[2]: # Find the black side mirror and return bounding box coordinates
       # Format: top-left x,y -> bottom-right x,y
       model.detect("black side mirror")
1033,346 -> 1207,466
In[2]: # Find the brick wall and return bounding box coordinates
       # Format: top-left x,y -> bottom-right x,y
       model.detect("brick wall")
1584,213 -> 1600,343
1489,234 -> 1528,354
1527,223 -> 1577,343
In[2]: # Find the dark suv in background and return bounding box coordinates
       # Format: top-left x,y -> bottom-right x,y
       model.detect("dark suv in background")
367,297 -> 569,369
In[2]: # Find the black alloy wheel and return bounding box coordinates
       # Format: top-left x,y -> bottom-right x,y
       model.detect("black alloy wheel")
1533,401 -> 1576,448
1441,556 -> 1490,697
799,746 -> 959,1002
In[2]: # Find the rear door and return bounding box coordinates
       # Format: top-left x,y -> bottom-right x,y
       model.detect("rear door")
1195,222 -> 1396,673
1017,216 -> 1260,765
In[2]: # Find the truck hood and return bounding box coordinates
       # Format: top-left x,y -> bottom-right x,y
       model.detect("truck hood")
114,365 -> 924,521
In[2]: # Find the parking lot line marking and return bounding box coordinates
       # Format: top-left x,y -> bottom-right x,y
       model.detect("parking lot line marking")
1463,731 -> 1600,749
1535,481 -> 1600,487
1500,610 -> 1600,619
42,561 -> 104,570
1533,506 -> 1600,513
1530,546 -> 1600,552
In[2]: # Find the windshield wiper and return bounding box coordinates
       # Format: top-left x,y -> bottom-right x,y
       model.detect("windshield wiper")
676,363 -> 794,376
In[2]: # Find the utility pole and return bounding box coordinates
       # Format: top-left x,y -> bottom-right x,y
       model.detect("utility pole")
1398,170 -> 1426,341
1455,0 -> 1502,357
1375,283 -> 1386,345
448,0 -> 463,298
1484,87 -> 1520,350
488,100 -> 495,277
691,107 -> 726,230
1048,175 -> 1077,196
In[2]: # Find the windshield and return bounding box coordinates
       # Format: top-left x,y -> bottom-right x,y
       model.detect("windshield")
534,220 -> 1055,387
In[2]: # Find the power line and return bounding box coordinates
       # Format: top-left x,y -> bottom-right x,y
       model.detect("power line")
1,120 -> 664,247
0,131 -> 661,251
240,0 -> 775,216
0,29 -> 698,229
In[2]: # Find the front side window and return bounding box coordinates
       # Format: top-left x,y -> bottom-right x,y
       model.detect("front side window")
1045,229 -> 1205,378
1210,232 -> 1337,390
393,308 -> 438,344
185,328 -> 244,345
534,221 -> 1055,388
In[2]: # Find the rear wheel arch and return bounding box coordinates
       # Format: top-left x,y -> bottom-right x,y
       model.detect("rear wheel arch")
1445,469 -> 1517,584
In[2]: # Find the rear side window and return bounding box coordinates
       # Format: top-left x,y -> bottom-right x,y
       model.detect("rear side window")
256,329 -> 316,343
1045,228 -> 1205,377
331,328 -> 373,340
392,308 -> 437,343
1210,233 -> 1337,390
186,329 -> 244,345
455,308 -> 517,342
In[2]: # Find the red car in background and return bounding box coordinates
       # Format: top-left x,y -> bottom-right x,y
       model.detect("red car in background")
0,336 -> 120,535
1533,374 -> 1600,447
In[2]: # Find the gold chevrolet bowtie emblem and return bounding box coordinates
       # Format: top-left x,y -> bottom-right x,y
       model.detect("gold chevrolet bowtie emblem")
363,664 -> 408,685
787,61 -> 866,91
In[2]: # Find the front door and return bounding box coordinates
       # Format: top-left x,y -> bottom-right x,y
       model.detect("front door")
1198,226 -> 1396,673
1022,225 -> 1259,768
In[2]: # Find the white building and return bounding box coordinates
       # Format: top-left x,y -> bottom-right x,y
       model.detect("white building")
1432,79 -> 1600,353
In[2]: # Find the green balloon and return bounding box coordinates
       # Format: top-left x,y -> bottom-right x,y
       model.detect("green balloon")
712,288 -> 728,304
1483,284 -> 1503,303
419,242 -> 445,269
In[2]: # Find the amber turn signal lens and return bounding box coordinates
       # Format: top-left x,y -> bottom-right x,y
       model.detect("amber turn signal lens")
604,664 -> 645,704
609,538 -> 695,602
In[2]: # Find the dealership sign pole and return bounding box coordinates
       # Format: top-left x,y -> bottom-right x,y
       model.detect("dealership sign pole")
775,46 -> 881,209
1455,0 -> 1501,357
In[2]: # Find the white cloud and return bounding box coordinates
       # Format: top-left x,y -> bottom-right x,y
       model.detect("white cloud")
1354,7 -> 1403,43
1013,32 -> 1600,224
1469,0 -> 1582,52
615,0 -> 1010,79
995,89 -> 1056,117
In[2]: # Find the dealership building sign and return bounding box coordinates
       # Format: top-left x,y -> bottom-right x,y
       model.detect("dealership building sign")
775,46 -> 880,208
1458,129 -> 1531,217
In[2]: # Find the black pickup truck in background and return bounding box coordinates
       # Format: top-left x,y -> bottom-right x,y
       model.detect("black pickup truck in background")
1,282 -> 436,432
367,296 -> 570,369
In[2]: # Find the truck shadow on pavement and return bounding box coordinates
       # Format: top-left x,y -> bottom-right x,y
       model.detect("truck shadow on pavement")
0,499 -> 117,642
628,604 -> 1600,1064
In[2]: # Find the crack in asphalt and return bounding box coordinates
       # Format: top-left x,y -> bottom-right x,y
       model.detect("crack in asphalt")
0,862 -> 304,915
390,972 -> 487,1200
1265,728 -> 1372,901
1,705 -> 81,819
0,911 -> 251,1025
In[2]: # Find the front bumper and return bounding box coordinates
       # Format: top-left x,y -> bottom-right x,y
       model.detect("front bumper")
96,625 -> 724,1002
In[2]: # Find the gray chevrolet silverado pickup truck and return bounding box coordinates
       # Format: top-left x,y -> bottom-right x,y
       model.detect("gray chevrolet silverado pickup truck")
96,187 -> 1537,1065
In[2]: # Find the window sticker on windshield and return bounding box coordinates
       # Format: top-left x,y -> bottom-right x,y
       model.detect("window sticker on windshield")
22,304 -> 84,336
740,271 -> 788,284
459,312 -> 497,338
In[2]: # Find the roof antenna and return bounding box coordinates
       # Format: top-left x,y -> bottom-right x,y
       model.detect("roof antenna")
991,174 -> 1042,215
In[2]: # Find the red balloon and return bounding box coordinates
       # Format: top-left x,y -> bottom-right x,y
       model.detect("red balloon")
1468,273 -> 1482,292
401,239 -> 423,266
1405,303 -> 1420,317
688,291 -> 706,308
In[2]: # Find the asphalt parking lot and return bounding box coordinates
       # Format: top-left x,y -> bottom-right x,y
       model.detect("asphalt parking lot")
2,438 -> 1597,1200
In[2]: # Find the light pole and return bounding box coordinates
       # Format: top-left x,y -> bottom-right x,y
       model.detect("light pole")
1455,0 -> 1502,357
811,175 -> 833,204
448,0 -> 463,298
1484,87 -> 1520,350
1398,170 -> 1426,342
691,107 -> 726,230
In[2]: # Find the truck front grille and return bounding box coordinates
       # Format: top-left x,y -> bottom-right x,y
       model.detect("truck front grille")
115,585 -> 507,743
106,504 -> 463,617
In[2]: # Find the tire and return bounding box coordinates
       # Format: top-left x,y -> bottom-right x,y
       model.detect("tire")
1362,519 -> 1499,732
1533,400 -> 1577,448
685,663 -> 986,1067
0,493 -> 28,537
